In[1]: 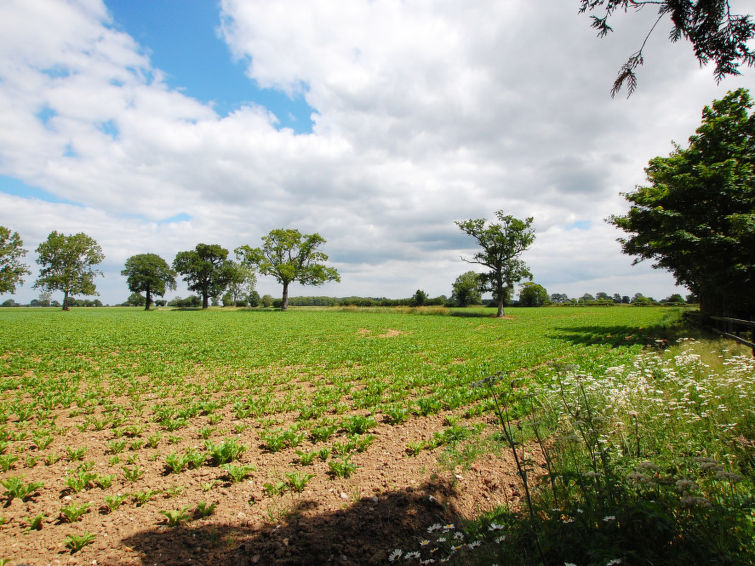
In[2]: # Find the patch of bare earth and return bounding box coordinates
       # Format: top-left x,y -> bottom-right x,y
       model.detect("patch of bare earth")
0,402 -> 540,566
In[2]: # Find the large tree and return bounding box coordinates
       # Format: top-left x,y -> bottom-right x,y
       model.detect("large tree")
34,231 -> 104,310
236,229 -> 340,311
173,244 -> 235,309
456,211 -> 535,317
451,271 -> 483,307
122,253 -> 177,311
225,262 -> 257,305
609,88 -> 755,318
580,1 -> 755,96
519,282 -> 549,307
0,226 -> 30,294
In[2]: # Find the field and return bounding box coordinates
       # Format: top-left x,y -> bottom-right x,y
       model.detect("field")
0,306 -> 752,565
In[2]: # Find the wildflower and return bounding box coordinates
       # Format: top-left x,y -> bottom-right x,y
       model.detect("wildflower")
565,563 -> 578,566
488,522 -> 505,531
453,531 -> 464,540
388,549 -> 403,562
420,560 -> 436,565
426,523 -> 441,533
675,479 -> 697,492
606,560 -> 622,566
443,523 -> 454,530
467,540 -> 481,549
436,536 -> 446,543
602,515 -> 616,522
494,535 -> 506,543
405,551 -> 420,560
561,515 -> 575,523
420,539 -> 430,546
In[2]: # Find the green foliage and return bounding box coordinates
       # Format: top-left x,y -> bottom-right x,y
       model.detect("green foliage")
34,231 -> 104,310
580,1 -> 755,97
205,438 -> 246,465
223,463 -> 254,483
236,228 -> 340,310
60,501 -> 90,523
456,211 -> 535,317
451,271 -> 483,307
518,282 -> 549,307
25,512 -> 44,531
193,501 -> 217,519
121,253 -> 177,310
104,494 -> 128,512
173,243 -> 236,309
160,506 -> 190,527
339,414 -> 377,434
285,470 -> 314,492
65,532 -> 95,553
0,226 -> 30,294
610,89 -> 755,318
328,455 -> 357,478
1,476 -> 43,501
121,465 -> 144,482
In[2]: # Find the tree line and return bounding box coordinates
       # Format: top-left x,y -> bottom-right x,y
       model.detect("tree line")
0,228 -> 339,311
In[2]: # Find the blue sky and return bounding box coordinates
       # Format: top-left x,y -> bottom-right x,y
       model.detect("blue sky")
0,0 -> 752,305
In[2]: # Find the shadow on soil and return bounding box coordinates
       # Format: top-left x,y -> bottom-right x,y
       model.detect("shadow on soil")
122,478 -> 465,566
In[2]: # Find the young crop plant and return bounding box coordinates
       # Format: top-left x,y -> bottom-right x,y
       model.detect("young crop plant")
60,501 -> 90,523
165,452 -> 190,474
285,471 -> 314,492
205,438 -> 246,465
328,455 -> 358,479
340,415 -> 377,435
223,463 -> 254,483
65,532 -> 95,553
32,432 -> 53,450
64,469 -> 96,493
262,480 -> 288,497
65,446 -> 87,461
1,476 -> 44,501
133,489 -> 159,506
0,454 -> 19,472
193,501 -> 217,519
146,432 -> 162,449
25,512 -> 45,531
296,450 -> 317,466
383,404 -> 410,425
309,423 -> 338,443
122,465 -> 145,482
104,494 -> 128,512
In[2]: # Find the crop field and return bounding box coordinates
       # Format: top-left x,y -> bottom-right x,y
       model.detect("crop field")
1,305 -> 750,565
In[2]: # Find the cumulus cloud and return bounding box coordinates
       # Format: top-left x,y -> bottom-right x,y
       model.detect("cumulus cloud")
0,0 -> 751,304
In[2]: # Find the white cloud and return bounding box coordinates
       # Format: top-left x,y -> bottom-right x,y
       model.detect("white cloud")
1,0 -> 751,305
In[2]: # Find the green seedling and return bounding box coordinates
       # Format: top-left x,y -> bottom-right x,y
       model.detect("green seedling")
328,456 -> 357,478
25,512 -> 45,531
1,476 -> 44,501
65,532 -> 95,553
122,465 -> 144,482
223,463 -> 254,483
160,506 -> 190,527
104,494 -> 128,512
205,438 -> 246,465
194,501 -> 217,518
60,502 -> 90,523
285,471 -> 314,492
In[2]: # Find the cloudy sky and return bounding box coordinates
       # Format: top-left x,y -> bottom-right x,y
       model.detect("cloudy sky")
1,0 -> 753,305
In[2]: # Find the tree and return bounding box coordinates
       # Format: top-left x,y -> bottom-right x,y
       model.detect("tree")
226,262 -> 257,305
411,289 -> 428,307
609,89 -> 755,318
580,1 -> 755,97
451,271 -> 483,307
122,253 -> 177,311
456,211 -> 535,317
173,244 -> 235,309
123,292 -> 146,307
0,226 -> 30,294
519,282 -> 549,306
236,229 -> 340,311
34,231 -> 104,310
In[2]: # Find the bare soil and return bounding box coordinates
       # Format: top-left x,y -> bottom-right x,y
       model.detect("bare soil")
0,403 -> 537,565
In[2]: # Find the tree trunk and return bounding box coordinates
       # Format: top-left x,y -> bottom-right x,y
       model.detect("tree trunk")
63,290 -> 70,311
282,282 -> 289,310
497,298 -> 505,318
202,292 -> 209,309
145,288 -> 152,311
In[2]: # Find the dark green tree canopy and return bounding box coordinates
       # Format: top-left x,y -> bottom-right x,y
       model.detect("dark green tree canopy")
0,226 -> 30,294
580,1 -> 755,96
236,229 -> 340,311
456,211 -> 535,317
173,244 -> 235,309
34,231 -> 104,310
519,282 -> 549,307
609,88 -> 755,317
451,271 -> 483,307
122,253 -> 177,310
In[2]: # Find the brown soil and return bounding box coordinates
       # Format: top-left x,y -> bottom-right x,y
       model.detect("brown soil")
0,404 -> 538,565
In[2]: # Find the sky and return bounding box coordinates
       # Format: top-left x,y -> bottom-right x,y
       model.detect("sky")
1,0 -> 753,305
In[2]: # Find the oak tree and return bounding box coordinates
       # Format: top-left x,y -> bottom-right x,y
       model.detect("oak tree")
122,253 -> 177,310
236,229 -> 340,311
0,226 -> 30,294
34,231 -> 104,310
456,211 -> 535,317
